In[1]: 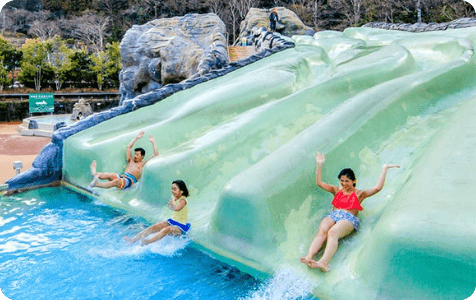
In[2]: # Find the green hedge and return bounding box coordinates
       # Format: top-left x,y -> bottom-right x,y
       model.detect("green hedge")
0,99 -> 120,122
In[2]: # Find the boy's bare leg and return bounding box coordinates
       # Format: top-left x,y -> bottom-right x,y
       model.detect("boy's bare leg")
90,160 -> 97,176
93,179 -> 122,189
90,161 -> 99,187
90,175 -> 120,188
90,160 -> 122,188
89,176 -> 99,187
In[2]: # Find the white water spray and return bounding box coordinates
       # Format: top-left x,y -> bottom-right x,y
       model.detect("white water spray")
242,267 -> 315,300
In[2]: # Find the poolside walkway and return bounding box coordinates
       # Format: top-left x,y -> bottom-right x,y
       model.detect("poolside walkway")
0,122 -> 51,184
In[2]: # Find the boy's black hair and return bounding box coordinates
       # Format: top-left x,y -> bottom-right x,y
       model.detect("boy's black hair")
172,179 -> 189,197
134,147 -> 145,157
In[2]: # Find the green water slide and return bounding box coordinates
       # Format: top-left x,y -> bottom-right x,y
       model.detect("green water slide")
63,27 -> 476,300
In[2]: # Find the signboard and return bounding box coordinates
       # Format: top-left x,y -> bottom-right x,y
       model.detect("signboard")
29,93 -> 54,113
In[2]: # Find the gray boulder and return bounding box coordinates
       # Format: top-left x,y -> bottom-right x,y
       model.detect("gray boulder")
237,7 -> 314,45
71,98 -> 93,120
119,13 -> 229,102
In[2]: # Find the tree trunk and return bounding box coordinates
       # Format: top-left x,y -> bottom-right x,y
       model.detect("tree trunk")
55,75 -> 62,91
35,68 -> 42,91
1,11 -> 5,35
417,0 -> 422,23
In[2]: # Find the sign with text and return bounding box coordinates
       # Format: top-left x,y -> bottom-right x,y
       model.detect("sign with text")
29,93 -> 54,113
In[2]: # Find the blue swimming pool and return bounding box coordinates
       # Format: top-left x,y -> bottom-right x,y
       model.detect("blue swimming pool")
0,187 -> 316,300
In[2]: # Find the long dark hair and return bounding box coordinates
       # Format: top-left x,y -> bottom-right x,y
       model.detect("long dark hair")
338,168 -> 356,187
172,179 -> 189,197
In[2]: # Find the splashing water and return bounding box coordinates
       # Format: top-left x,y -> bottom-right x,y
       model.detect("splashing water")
90,235 -> 192,259
242,267 -> 316,300
0,187 -> 262,300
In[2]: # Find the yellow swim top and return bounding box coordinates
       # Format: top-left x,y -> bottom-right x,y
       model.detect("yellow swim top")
172,195 -> 188,224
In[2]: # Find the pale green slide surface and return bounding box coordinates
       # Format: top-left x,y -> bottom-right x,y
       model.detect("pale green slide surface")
63,27 -> 476,299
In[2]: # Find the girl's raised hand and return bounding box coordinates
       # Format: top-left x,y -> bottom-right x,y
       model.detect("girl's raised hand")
315,152 -> 326,164
167,198 -> 174,210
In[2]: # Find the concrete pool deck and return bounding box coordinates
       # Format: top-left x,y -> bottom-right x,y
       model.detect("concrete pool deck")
0,122 -> 51,184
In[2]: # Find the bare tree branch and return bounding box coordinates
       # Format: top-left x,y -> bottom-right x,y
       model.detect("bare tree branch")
72,14 -> 110,53
28,20 -> 61,41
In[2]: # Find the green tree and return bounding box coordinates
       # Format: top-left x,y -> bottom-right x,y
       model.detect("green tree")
0,37 -> 23,89
0,64 -> 8,91
46,36 -> 73,90
19,38 -> 51,91
105,41 -> 122,87
90,50 -> 107,90
66,47 -> 95,87
0,37 -> 23,88
5,49 -> 23,84
0,37 -> 13,91
90,42 -> 122,90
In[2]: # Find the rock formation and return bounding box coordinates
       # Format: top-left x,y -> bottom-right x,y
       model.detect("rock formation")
363,17 -> 476,32
237,7 -> 314,45
71,98 -> 93,120
119,13 -> 228,102
247,27 -> 293,53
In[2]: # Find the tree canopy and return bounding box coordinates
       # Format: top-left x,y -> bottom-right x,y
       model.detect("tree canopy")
1,0 -> 474,91
3,0 -> 475,46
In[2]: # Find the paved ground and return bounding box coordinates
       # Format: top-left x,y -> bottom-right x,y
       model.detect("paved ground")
0,122 -> 51,184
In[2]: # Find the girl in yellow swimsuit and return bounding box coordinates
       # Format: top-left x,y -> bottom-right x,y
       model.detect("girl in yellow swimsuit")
124,180 -> 191,246
300,152 -> 399,272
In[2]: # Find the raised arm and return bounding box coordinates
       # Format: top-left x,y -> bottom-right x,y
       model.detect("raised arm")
149,135 -> 159,158
315,152 -> 338,194
126,131 -> 144,162
142,135 -> 159,163
360,164 -> 400,199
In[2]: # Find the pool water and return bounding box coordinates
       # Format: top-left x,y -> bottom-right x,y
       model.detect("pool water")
34,115 -> 76,125
0,187 -> 316,300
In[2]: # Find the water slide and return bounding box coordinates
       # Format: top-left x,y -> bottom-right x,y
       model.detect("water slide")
59,27 -> 476,299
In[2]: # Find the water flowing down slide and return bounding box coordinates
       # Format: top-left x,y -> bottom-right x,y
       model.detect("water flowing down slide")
63,27 -> 476,300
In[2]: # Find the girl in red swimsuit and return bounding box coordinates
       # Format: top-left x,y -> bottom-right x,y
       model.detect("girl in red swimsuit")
300,152 -> 399,272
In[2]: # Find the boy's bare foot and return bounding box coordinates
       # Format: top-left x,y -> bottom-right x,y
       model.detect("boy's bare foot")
90,160 -> 97,176
89,175 -> 99,187
308,260 -> 330,272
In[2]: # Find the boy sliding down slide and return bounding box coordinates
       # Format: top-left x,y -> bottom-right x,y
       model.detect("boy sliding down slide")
89,131 -> 159,190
